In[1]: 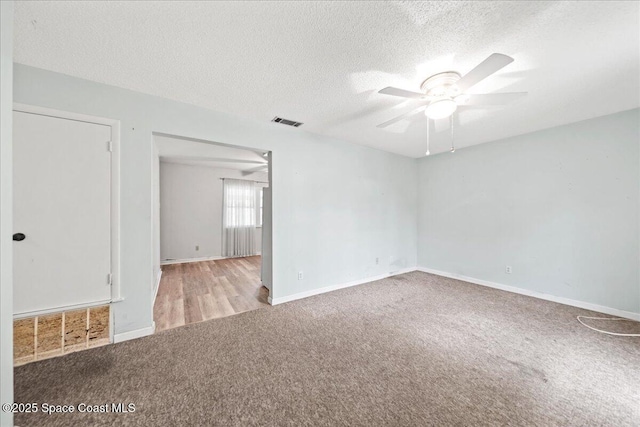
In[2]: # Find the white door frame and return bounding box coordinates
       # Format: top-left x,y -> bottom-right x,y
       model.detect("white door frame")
12,103 -> 122,317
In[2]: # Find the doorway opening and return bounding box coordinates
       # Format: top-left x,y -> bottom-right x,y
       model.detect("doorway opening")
151,133 -> 272,332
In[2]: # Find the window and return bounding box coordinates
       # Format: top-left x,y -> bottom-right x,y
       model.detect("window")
224,180 -> 257,228
222,179 -> 258,257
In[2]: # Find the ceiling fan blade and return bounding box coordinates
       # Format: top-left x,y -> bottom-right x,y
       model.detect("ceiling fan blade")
456,53 -> 514,92
242,164 -> 269,176
462,92 -> 527,106
379,87 -> 430,100
376,106 -> 426,128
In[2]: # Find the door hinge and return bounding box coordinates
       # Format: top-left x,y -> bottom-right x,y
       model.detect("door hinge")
107,140 -> 113,152
107,273 -> 113,286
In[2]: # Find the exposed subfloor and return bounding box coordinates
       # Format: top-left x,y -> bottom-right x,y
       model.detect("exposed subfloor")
13,305 -> 110,366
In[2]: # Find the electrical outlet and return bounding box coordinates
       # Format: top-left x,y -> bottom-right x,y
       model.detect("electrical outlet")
506,265 -> 512,274
195,245 -> 199,251
298,271 -> 304,280
375,257 -> 379,265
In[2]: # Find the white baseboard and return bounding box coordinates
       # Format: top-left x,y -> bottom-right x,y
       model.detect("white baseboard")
161,253 -> 262,265
153,269 -> 162,305
161,255 -> 226,265
113,322 -> 156,344
269,267 -> 417,305
416,266 -> 640,321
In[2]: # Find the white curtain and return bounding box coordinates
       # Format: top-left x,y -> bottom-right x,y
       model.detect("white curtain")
222,178 -> 257,257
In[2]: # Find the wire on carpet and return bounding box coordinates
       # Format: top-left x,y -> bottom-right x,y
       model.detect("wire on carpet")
576,316 -> 640,337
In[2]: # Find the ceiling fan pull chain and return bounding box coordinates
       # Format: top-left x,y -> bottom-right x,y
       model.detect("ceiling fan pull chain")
450,114 -> 455,153
426,119 -> 430,156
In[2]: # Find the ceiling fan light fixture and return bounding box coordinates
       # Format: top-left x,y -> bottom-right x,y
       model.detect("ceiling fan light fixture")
425,98 -> 457,120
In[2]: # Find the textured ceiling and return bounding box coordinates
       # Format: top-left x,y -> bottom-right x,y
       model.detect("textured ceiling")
14,1 -> 640,157
155,134 -> 268,173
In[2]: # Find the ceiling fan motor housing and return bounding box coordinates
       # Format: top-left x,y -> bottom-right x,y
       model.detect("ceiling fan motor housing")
420,71 -> 462,97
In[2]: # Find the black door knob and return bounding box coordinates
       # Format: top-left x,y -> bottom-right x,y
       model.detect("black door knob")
13,233 -> 26,241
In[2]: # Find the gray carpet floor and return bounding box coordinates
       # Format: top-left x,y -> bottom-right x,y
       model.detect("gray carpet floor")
14,272 -> 640,426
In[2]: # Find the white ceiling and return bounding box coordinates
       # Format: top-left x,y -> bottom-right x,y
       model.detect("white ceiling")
155,134 -> 268,174
14,1 -> 640,158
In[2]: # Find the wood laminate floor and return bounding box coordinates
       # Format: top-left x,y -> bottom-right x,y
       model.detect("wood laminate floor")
154,256 -> 269,332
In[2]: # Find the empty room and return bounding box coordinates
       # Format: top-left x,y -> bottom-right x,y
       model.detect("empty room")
154,134 -> 271,331
0,1 -> 638,427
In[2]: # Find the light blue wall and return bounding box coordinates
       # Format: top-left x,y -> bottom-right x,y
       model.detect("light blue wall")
13,64 -> 418,336
418,109 -> 640,314
12,62 -> 639,340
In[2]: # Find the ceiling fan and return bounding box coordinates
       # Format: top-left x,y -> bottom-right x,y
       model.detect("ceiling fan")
377,53 -> 526,154
242,163 -> 269,176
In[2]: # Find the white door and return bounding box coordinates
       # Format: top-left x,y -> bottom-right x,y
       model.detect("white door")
13,110 -> 113,316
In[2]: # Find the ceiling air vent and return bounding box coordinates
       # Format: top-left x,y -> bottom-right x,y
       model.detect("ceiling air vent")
272,117 -> 303,127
